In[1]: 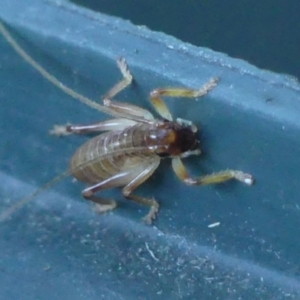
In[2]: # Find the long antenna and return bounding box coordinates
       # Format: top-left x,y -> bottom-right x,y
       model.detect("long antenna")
0,20 -> 153,221
0,20 -> 114,115
0,170 -> 70,222
0,147 -> 148,222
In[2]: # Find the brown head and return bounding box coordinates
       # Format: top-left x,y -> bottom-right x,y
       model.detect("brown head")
146,120 -> 201,158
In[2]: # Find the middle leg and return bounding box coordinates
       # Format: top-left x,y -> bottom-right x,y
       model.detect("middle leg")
102,57 -> 154,122
150,77 -> 219,120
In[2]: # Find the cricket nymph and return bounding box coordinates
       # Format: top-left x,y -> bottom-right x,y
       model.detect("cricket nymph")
70,120 -> 200,185
0,17 -> 254,224
57,58 -> 253,224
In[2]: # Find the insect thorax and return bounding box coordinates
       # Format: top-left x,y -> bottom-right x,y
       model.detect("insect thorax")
146,120 -> 200,157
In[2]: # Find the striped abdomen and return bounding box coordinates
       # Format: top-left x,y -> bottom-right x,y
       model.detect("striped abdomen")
70,123 -> 155,184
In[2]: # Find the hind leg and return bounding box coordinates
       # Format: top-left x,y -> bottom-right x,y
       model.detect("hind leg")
81,158 -> 160,222
122,159 -> 161,224
81,171 -> 137,214
50,118 -> 137,136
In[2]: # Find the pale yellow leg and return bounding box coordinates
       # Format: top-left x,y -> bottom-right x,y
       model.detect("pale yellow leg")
172,157 -> 254,186
150,77 -> 219,120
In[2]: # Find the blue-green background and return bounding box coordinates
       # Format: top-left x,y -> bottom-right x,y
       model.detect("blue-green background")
1,0 -> 300,299
72,0 -> 300,79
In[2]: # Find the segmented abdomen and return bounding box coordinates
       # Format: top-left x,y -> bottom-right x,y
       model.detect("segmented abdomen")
70,123 -> 154,183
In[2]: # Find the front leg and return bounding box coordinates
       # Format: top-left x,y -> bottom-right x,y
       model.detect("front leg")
172,157 -> 254,186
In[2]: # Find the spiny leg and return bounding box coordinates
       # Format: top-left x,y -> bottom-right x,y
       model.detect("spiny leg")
49,118 -> 137,136
50,57 -> 153,138
102,58 -> 154,121
150,77 -> 219,120
81,159 -> 160,222
122,159 -> 161,224
0,23 -> 149,121
172,157 -> 254,186
104,57 -> 133,99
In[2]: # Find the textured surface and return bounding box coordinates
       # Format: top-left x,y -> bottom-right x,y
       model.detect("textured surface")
1,0 -> 300,299
72,0 -> 300,79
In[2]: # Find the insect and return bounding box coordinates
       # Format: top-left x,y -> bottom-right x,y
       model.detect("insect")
0,21 -> 254,224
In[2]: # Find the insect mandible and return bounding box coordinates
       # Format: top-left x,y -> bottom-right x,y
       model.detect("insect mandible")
0,21 -> 254,224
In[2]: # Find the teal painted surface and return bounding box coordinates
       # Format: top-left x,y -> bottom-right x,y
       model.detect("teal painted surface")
72,0 -> 300,80
0,0 -> 300,299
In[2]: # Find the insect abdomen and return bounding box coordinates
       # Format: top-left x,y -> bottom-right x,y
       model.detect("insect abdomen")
70,123 -> 154,183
